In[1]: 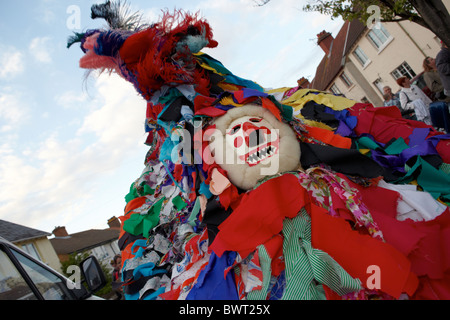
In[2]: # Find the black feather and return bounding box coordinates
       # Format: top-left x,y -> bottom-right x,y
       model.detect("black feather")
91,0 -> 145,31
67,32 -> 86,49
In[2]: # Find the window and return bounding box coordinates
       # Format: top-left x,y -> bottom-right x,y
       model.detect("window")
367,23 -> 392,51
353,46 -> 370,67
0,249 -> 38,300
11,248 -> 72,300
361,97 -> 370,104
391,62 -> 416,80
373,79 -> 384,94
339,72 -> 353,87
21,243 -> 41,261
92,245 -> 108,261
330,84 -> 342,95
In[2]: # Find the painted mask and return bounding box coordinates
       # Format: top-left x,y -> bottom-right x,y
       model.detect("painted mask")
208,104 -> 301,190
226,115 -> 280,167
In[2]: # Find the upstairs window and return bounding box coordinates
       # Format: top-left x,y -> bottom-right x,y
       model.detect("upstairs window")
339,72 -> 353,87
367,24 -> 393,51
353,46 -> 370,68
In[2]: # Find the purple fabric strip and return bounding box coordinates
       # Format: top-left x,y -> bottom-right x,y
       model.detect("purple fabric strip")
371,150 -> 406,173
408,128 -> 431,147
242,88 -> 268,99
400,140 -> 439,163
335,121 -> 353,137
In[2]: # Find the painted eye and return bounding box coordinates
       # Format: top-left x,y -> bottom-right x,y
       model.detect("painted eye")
249,118 -> 262,123
229,124 -> 241,135
234,136 -> 243,148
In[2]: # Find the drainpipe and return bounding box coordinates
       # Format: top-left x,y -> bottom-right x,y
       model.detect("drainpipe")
396,21 -> 427,58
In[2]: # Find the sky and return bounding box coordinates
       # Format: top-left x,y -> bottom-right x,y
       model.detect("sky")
0,0 -> 343,236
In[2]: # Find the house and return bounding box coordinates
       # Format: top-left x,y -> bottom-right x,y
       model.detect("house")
0,219 -> 62,272
50,216 -> 121,271
309,8 -> 448,107
310,20 -> 378,104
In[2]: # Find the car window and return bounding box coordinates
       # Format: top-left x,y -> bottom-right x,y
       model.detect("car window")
0,248 -> 38,300
10,248 -> 73,300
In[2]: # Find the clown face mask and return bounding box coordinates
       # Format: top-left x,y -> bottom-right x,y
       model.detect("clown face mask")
208,104 -> 301,190
227,115 -> 279,167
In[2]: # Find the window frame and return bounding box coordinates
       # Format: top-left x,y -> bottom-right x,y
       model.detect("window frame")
339,72 -> 353,88
353,46 -> 371,68
391,61 -> 416,80
0,248 -> 38,300
330,83 -> 342,95
373,78 -> 384,94
21,243 -> 41,261
0,242 -> 80,300
1,243 -> 44,299
367,23 -> 393,52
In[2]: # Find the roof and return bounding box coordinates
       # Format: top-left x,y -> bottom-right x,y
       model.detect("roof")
0,219 -> 51,243
311,20 -> 366,91
50,228 -> 120,255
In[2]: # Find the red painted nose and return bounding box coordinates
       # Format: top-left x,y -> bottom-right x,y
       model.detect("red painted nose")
242,122 -> 259,133
241,122 -> 273,148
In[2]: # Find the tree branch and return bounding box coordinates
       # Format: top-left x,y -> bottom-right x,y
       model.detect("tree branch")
395,12 -> 428,29
380,16 -> 414,23
378,0 -> 397,9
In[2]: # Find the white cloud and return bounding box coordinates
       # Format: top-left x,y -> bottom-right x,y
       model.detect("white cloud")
196,0 -> 255,15
141,7 -> 163,24
195,0 -> 344,88
54,90 -> 89,110
0,73 -> 148,233
0,46 -> 25,79
29,37 -> 53,63
77,74 -> 146,150
258,0 -> 307,26
0,88 -> 29,132
41,8 -> 56,25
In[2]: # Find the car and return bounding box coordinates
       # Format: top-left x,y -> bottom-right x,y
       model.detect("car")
0,236 -> 106,300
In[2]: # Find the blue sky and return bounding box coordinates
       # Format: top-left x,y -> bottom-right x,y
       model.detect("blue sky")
0,0 -> 343,235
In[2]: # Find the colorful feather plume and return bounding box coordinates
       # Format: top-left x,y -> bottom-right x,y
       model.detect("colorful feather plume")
91,0 -> 145,31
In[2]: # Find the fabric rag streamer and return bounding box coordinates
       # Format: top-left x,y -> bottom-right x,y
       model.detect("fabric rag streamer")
69,1 -> 450,300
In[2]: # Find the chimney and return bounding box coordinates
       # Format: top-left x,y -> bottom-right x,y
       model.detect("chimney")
108,216 -> 121,229
297,77 -> 311,89
53,226 -> 69,237
317,30 -> 334,56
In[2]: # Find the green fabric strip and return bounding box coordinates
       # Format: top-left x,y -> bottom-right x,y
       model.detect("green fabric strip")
356,136 -> 380,151
395,156 -> 450,204
123,197 -> 165,238
172,195 -> 187,211
417,157 -> 450,203
281,208 -> 362,300
187,197 -> 201,227
384,137 -> 409,155
247,245 -> 272,300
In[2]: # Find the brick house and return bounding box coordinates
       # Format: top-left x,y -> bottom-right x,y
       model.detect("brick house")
50,216 -> 121,271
